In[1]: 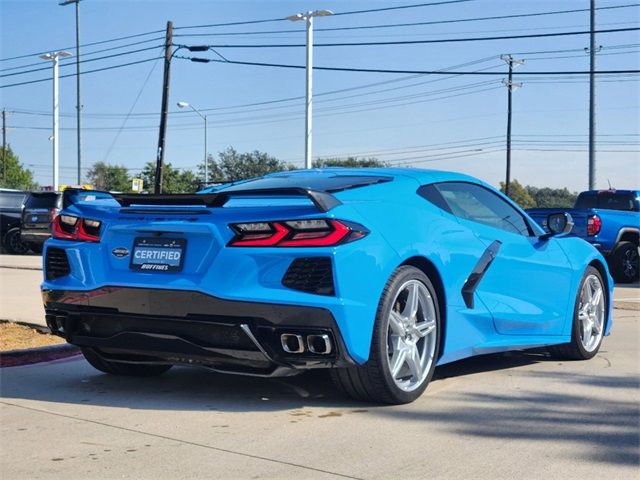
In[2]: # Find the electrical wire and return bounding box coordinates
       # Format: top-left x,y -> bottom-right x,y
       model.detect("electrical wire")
0,36 -> 165,73
173,4 -> 640,37
176,54 -> 640,76
0,29 -> 165,63
0,57 -> 163,89
178,27 -> 640,48
0,45 -> 163,78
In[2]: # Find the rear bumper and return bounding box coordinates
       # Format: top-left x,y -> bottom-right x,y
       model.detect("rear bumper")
21,229 -> 50,245
42,287 -> 355,376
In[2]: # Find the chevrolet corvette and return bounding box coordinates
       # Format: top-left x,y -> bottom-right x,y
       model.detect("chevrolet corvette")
41,169 -> 613,404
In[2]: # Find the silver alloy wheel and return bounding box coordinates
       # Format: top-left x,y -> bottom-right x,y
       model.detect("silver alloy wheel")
386,279 -> 437,392
578,274 -> 605,352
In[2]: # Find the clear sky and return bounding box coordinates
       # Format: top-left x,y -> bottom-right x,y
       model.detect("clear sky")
1,0 -> 639,191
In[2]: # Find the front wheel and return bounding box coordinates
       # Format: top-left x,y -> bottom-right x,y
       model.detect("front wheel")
549,266 -> 607,360
331,266 -> 440,404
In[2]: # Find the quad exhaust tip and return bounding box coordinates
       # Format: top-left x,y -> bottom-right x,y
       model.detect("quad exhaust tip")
307,334 -> 332,355
280,333 -> 333,355
281,334 -> 305,353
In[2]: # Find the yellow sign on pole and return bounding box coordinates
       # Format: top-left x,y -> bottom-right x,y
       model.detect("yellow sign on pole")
131,178 -> 144,192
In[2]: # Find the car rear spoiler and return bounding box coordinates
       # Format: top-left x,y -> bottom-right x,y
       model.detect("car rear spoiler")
63,187 -> 342,213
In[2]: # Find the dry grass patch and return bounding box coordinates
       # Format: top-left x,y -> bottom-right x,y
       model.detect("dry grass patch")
0,322 -> 64,352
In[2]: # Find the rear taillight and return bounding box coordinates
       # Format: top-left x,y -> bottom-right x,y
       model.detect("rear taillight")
52,215 -> 101,242
228,219 -> 368,247
49,208 -> 60,222
587,214 -> 602,236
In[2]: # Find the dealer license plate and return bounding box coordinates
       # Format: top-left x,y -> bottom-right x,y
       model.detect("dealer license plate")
130,237 -> 186,272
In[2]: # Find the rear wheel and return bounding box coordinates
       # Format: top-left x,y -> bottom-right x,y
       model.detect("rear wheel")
549,266 -> 606,360
81,347 -> 172,376
331,266 -> 440,404
610,241 -> 639,283
3,228 -> 29,255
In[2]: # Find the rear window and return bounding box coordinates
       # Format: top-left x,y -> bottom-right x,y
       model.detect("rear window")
0,192 -> 26,209
24,193 -> 61,209
575,192 -> 639,212
220,174 -> 393,193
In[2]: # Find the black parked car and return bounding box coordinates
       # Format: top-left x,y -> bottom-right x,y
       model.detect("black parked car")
20,191 -> 62,253
0,188 -> 29,254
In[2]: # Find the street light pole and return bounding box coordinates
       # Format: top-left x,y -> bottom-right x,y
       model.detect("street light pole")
287,10 -> 333,169
59,0 -> 82,185
177,101 -> 208,184
40,51 -> 72,191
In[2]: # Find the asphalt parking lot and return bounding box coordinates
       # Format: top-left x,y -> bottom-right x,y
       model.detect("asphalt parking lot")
0,254 -> 638,479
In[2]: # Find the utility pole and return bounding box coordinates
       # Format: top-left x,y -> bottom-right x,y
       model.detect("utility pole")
59,0 -> 83,185
2,109 -> 7,182
588,0 -> 597,190
155,20 -> 173,194
287,10 -> 334,169
500,54 -> 524,198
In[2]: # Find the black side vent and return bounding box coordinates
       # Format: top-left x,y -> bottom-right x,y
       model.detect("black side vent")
282,257 -> 335,296
45,247 -> 71,280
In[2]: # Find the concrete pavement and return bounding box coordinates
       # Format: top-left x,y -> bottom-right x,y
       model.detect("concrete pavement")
1,308 -> 638,479
0,267 -> 45,326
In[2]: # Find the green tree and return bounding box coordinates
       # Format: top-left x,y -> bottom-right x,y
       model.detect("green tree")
0,146 -> 37,190
526,186 -> 577,208
313,156 -> 388,168
500,179 -> 536,209
86,161 -> 131,192
200,147 -> 293,182
141,161 -> 199,193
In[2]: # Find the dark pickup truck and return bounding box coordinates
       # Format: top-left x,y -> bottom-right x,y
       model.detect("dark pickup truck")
527,189 -> 639,283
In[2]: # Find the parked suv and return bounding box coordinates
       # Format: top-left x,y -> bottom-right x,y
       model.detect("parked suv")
21,191 -> 62,253
0,188 -> 29,254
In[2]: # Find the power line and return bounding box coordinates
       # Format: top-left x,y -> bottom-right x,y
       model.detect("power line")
0,29 -> 165,63
0,45 -> 163,78
178,27 -> 640,48
103,56 -> 162,161
176,54 -> 640,76
333,0 -> 477,17
0,36 -> 165,73
173,4 -> 640,37
174,0 -> 478,31
0,57 -> 163,89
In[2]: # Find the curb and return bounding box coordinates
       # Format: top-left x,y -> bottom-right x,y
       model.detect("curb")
0,344 -> 80,368
0,264 -> 42,271
0,319 -> 50,334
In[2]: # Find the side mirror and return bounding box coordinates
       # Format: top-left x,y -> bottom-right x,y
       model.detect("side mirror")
540,212 -> 574,240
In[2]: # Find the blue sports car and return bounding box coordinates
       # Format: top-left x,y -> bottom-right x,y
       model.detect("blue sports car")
42,169 -> 613,404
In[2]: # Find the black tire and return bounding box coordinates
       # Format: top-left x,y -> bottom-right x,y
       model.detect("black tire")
609,241 -> 639,283
81,347 -> 172,376
3,227 -> 30,255
549,266 -> 607,360
331,266 -> 441,404
29,243 -> 43,254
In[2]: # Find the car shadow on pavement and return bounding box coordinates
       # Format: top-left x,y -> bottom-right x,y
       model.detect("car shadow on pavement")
3,349 -> 550,413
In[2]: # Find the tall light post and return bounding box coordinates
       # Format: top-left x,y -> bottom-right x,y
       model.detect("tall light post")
59,0 -> 82,185
286,10 -> 333,169
177,101 -> 208,184
40,51 -> 72,191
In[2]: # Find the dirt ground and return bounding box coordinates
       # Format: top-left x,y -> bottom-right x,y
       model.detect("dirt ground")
0,322 -> 64,351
